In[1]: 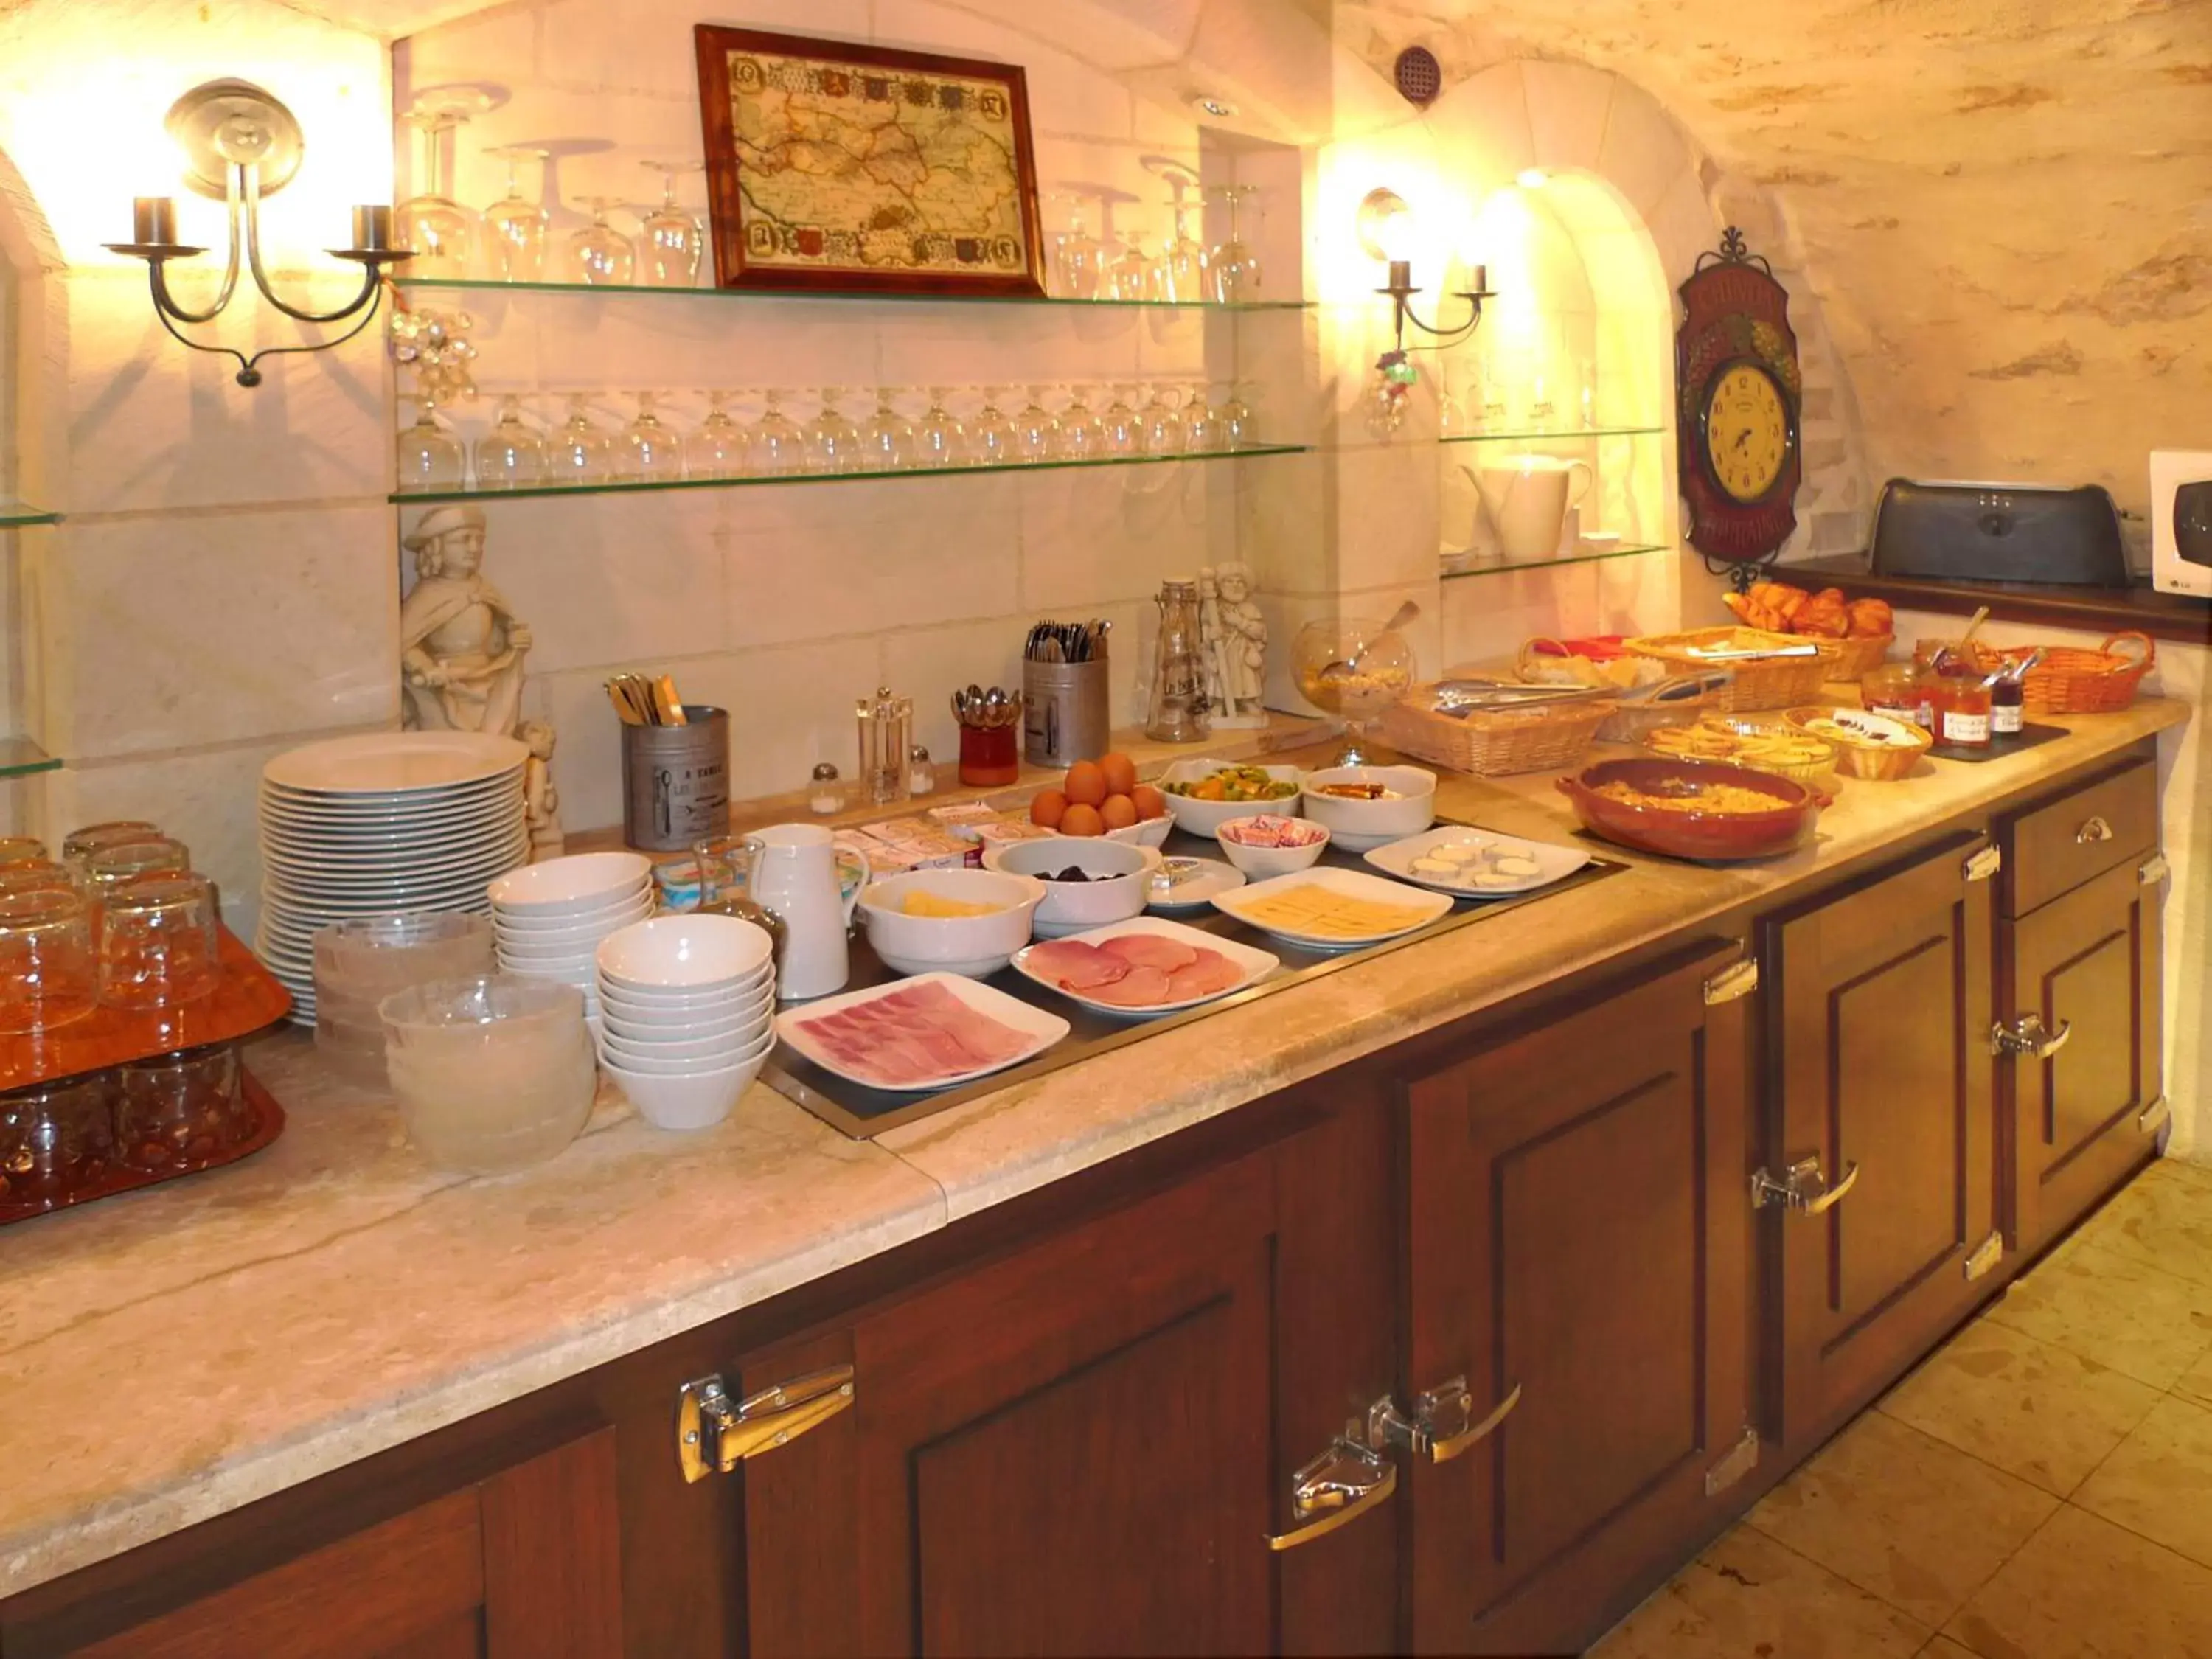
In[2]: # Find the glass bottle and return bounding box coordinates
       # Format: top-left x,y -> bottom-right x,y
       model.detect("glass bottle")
473,394 -> 547,489
617,391 -> 683,481
481,145 -> 551,281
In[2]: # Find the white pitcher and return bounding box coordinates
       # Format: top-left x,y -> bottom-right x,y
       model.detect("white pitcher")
745,823 -> 866,1001
1461,456 -> 1593,564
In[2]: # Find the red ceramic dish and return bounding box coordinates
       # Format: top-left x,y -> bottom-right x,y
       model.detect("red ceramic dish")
1557,759 -> 1824,862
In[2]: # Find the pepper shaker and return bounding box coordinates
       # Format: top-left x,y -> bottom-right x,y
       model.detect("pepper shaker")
855,686 -> 913,806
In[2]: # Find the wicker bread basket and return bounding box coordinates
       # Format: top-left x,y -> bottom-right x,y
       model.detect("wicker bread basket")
1381,686 -> 1617,776
1624,627 -> 1830,712
1814,633 -> 1894,681
1781,706 -> 1933,781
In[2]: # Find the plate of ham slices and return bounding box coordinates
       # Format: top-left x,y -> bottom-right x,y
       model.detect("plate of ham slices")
1010,917 -> 1279,1017
776,973 -> 1069,1093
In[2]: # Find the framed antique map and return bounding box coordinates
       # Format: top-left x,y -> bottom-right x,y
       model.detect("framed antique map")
694,26 -> 1047,297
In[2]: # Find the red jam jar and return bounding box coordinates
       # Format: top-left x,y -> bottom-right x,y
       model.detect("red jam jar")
958,722 -> 1020,788
1930,672 -> 1993,748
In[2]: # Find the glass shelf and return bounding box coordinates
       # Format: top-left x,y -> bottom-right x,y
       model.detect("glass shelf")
0,501 -> 60,528
1439,425 -> 1662,445
394,276 -> 1310,313
388,442 -> 1309,504
1441,542 -> 1670,580
0,737 -> 61,779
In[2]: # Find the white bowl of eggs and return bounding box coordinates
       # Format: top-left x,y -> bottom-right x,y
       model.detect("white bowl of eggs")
855,869 -> 1048,978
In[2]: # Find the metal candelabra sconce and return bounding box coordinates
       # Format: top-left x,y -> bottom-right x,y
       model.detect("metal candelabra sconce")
104,79 -> 414,388
1357,187 -> 1495,355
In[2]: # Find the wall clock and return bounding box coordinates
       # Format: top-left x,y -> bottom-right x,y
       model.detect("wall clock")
1677,228 -> 1803,582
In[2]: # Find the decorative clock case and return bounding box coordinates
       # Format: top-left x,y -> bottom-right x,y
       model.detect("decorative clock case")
1677,228 -> 1803,580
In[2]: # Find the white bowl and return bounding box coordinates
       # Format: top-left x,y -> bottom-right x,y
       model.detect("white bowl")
493,894 -> 653,936
602,1048 -> 767,1131
600,984 -> 774,1039
597,970 -> 773,1020
597,913 -> 774,991
981,836 -> 1161,938
857,868 -> 1046,978
487,852 -> 654,917
495,930 -> 620,964
600,1022 -> 774,1071
1105,815 -> 1174,849
1155,758 -> 1305,839
1295,765 -> 1438,850
1215,815 -> 1332,878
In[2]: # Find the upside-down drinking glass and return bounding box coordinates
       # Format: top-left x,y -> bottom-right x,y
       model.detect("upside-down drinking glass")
638,160 -> 706,288
475,394 -> 548,490
1055,384 -> 1104,461
552,395 -> 614,484
566,195 -> 637,286
481,145 -> 552,281
397,396 -> 467,493
1206,184 -> 1262,303
970,386 -> 1018,466
915,387 -> 964,469
750,390 -> 807,477
616,391 -> 684,481
1141,383 -> 1184,455
1100,383 -> 1144,456
684,390 -> 749,480
807,389 -> 866,475
1014,386 -> 1059,463
860,388 -> 915,472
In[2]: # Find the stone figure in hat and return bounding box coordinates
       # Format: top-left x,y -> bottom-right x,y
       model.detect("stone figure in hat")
399,505 -> 534,737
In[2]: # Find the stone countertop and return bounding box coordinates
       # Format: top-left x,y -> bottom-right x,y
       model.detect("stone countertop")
0,698 -> 2191,1600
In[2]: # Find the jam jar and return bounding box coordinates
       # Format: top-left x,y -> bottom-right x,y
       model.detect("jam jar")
0,1073 -> 116,1209
1929,672 -> 1993,748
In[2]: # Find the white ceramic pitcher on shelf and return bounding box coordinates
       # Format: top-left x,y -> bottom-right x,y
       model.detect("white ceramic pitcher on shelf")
744,823 -> 866,1001
1461,455 -> 1593,564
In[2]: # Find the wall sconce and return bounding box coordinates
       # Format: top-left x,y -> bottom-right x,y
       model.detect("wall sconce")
104,79 -> 413,388
1355,187 -> 1493,354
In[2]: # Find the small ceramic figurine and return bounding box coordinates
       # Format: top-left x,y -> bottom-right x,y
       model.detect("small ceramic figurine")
519,718 -> 565,861
399,504 -> 533,737
1201,560 -> 1268,728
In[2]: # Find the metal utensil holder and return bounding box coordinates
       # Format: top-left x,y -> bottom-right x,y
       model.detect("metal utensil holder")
622,706 -> 731,851
1023,658 -> 1110,767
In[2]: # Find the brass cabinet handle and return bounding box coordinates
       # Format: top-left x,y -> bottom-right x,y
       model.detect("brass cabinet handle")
1266,1436 -> 1397,1551
676,1365 -> 855,1483
1992,1015 -> 2073,1060
1752,1154 -> 1859,1214
1367,1377 -> 1523,1464
2076,815 -> 2115,844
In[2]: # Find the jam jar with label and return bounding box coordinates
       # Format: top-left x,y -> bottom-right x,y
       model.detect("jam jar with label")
1930,672 -> 1993,748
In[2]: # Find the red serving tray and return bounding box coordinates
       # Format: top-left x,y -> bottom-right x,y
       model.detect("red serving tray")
0,1062 -> 287,1225
0,925 -> 291,1093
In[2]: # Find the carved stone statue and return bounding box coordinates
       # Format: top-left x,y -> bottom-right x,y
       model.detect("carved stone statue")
399,505 -> 533,737
1201,560 -> 1268,727
519,718 -> 566,862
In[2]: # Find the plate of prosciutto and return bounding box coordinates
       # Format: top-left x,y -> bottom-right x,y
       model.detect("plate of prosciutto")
1010,917 -> 1279,1017
775,973 -> 1069,1092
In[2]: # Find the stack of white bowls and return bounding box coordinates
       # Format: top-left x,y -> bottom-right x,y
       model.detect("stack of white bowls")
594,914 -> 776,1131
490,853 -> 655,1026
257,731 -> 529,1020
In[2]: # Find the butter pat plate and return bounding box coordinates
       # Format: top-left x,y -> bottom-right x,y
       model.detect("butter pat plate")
1211,866 -> 1453,950
1009,917 -> 1279,1017
1363,826 -> 1590,897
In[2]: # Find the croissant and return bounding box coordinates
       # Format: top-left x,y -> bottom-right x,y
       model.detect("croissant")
1750,580 -> 1812,622
1846,597 -> 1894,639
1791,588 -> 1851,639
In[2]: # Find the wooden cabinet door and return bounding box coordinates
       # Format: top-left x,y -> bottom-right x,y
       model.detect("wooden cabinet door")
1402,942 -> 1751,1657
740,1146 -> 1362,1658
1765,833 -> 1996,1448
4,1429 -> 623,1659
2004,853 -> 2165,1253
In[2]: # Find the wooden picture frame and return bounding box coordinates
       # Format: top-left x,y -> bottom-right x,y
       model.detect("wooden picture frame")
693,24 -> 1047,298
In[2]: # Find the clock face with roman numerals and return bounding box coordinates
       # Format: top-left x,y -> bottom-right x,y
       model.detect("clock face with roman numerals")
1701,361 -> 1792,504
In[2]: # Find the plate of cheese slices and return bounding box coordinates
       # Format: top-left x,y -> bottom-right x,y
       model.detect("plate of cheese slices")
1211,867 -> 1452,950
1362,826 -> 1590,898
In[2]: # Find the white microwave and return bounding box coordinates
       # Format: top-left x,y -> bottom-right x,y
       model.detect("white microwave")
2151,450 -> 2212,598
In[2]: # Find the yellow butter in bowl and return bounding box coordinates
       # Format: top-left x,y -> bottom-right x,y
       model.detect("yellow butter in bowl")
900,890 -> 1006,919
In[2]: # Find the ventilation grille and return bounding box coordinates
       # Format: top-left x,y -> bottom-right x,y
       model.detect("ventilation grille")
1394,46 -> 1442,108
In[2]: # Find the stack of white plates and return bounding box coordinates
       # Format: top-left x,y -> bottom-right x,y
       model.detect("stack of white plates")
595,915 -> 776,1131
257,732 -> 530,1020
490,853 -> 656,1024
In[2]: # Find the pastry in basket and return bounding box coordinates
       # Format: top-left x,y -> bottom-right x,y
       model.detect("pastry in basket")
1647,717 -> 1835,781
1724,582 -> 1892,641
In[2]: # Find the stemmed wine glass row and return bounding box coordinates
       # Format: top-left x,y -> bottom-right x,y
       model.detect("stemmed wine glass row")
395,383 -> 1264,493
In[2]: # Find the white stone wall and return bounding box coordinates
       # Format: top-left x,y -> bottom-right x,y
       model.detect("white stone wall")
0,0 -> 398,928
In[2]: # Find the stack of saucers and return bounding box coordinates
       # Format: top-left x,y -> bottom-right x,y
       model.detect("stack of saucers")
257,731 -> 529,1020
594,914 -> 775,1131
490,853 -> 655,1025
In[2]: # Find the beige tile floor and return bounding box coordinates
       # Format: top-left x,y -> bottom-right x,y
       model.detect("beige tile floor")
1591,1155 -> 2212,1659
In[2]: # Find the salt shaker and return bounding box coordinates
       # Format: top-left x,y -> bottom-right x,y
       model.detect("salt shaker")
808,762 -> 845,815
908,744 -> 935,796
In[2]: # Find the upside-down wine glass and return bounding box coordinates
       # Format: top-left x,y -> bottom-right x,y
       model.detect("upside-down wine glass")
1100,383 -> 1144,456
750,389 -> 806,477
637,160 -> 706,288
619,392 -> 684,481
1158,189 -> 1208,302
481,145 -> 552,281
1014,385 -> 1059,463
970,386 -> 1018,466
1050,194 -> 1104,300
1206,184 -> 1262,303
915,387 -> 964,469
1140,383 -> 1183,456
566,195 -> 637,285
684,390 -> 748,480
552,395 -> 614,484
860,387 -> 914,473
396,97 -> 484,280
1056,385 -> 1104,461
474,394 -> 548,489
807,389 -> 866,475
1181,381 -> 1222,453
397,394 -> 466,492
1106,232 -> 1153,302
1215,380 -> 1256,450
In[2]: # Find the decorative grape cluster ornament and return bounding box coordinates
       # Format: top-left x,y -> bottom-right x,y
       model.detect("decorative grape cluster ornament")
389,301 -> 479,403
1365,347 -> 1419,438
